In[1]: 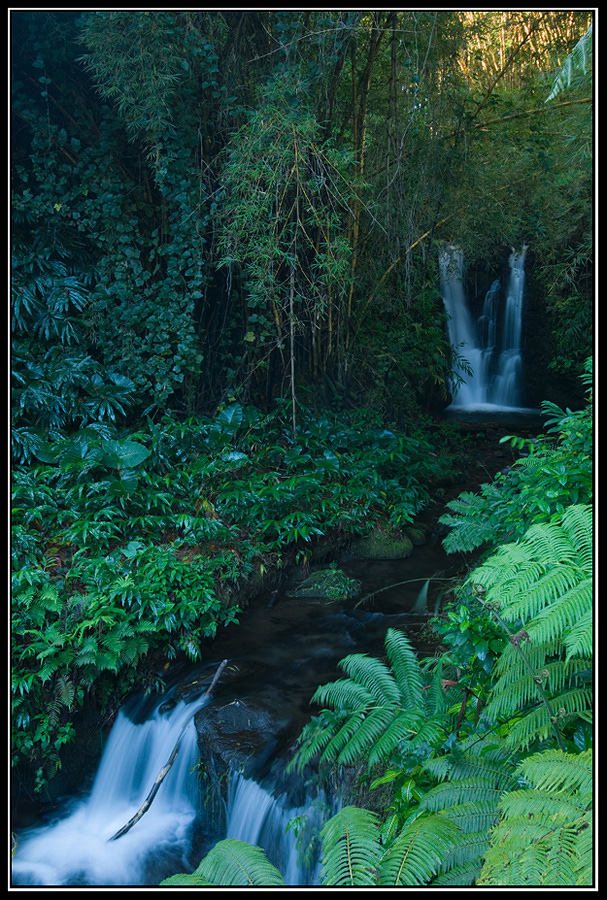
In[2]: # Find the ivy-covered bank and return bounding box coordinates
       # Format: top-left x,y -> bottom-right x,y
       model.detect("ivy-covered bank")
12,401 -> 465,791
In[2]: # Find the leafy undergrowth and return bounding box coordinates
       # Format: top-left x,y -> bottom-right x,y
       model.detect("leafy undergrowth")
12,401 -> 461,789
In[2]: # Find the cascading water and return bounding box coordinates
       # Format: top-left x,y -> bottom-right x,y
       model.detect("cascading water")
226,771 -> 332,886
440,244 -> 529,411
13,532 -> 478,888
11,694 -> 203,886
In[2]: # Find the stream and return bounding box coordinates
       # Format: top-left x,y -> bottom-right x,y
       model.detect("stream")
11,414 -> 543,888
12,524 -> 470,887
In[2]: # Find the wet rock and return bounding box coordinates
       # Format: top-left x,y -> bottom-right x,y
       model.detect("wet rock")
347,527 -> 414,560
194,698 -> 283,823
285,566 -> 361,601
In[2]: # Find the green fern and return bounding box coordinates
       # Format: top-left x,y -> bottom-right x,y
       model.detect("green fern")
478,749 -> 593,886
161,839 -> 285,887
470,504 -> 593,751
412,735 -> 519,885
319,805 -> 381,886
376,815 -> 460,886
438,488 -> 499,553
289,628 -> 453,774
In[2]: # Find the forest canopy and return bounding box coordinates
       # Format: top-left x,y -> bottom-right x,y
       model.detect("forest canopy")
11,9 -> 593,432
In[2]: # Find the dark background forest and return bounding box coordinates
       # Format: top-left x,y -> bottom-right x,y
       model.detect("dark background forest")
12,10 -> 593,436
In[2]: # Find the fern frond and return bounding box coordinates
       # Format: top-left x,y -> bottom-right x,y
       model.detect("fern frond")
501,787 -> 589,823
417,776 -> 508,811
527,577 -> 592,644
423,738 -> 517,791
311,678 -> 373,711
563,607 -> 593,661
191,839 -> 286,886
486,657 -> 590,720
333,707 -> 396,767
377,815 -> 459,886
519,748 -> 592,794
289,714 -> 344,772
160,872 -> 213,885
320,806 -> 381,886
367,708 -> 427,767
320,711 -> 366,765
499,685 -> 592,751
433,828 -> 493,885
438,800 -> 501,834
384,628 -> 425,708
432,857 -> 485,886
55,675 -> 75,711
337,652 -> 400,706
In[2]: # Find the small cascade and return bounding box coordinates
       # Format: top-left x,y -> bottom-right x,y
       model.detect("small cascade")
440,244 -> 529,411
11,695 -> 203,886
226,771 -> 332,886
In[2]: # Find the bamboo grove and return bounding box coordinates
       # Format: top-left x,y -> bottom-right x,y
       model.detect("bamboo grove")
12,10 -> 593,434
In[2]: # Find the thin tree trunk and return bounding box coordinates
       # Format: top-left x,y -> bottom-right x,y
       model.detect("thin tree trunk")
289,260 -> 297,439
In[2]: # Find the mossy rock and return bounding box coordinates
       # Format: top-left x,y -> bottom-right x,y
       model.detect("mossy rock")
348,528 -> 414,560
404,525 -> 427,547
285,566 -> 361,601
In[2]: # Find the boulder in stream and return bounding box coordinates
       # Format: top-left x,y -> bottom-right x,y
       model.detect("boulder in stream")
346,527 -> 414,560
284,565 -> 361,601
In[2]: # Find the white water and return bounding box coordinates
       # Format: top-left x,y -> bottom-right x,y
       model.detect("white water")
440,244 -> 529,411
226,771 -> 331,886
12,697 -> 202,886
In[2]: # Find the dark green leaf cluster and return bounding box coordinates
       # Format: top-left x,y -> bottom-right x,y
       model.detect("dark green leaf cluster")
11,400 -> 442,787
439,360 -> 593,555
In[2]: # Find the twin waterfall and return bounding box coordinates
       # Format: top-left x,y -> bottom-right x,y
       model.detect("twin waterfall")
440,244 -> 528,411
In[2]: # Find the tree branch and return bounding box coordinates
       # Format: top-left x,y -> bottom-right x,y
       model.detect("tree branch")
108,658 -> 228,841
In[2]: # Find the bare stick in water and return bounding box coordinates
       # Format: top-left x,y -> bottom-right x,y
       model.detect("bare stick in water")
108,658 -> 228,841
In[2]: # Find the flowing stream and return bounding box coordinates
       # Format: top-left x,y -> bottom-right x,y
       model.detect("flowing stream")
12,525 -> 469,888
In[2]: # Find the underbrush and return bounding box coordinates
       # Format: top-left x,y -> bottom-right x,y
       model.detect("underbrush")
12,401 -> 460,788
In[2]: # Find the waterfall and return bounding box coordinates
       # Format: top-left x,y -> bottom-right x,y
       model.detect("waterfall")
226,771 -> 332,886
11,696 -> 203,886
12,689 -> 333,888
440,244 -> 528,411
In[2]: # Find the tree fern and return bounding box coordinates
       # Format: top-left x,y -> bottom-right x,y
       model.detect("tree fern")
469,504 -> 593,751
412,736 -> 519,885
478,749 -> 593,886
289,628 -> 451,774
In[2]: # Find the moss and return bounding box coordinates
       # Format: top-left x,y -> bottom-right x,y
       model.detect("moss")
348,528 -> 414,560
285,566 -> 361,601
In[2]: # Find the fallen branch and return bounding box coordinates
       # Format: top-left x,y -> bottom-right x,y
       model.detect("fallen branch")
108,658 -> 228,841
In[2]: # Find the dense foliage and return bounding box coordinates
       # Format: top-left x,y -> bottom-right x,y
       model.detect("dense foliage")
12,9 -> 593,885
169,370 -> 593,887
12,10 -> 592,428
12,401 -> 456,787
